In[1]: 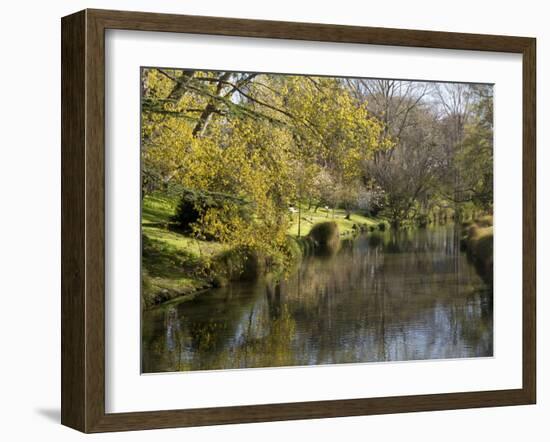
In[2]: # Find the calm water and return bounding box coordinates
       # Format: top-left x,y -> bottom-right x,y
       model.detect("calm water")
141,226 -> 493,373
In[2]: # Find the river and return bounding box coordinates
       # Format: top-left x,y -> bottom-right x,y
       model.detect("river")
141,225 -> 493,373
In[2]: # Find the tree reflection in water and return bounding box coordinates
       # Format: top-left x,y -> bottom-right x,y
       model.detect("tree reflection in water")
142,226 -> 493,373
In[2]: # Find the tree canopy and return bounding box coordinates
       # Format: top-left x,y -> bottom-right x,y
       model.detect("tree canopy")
142,68 -> 493,254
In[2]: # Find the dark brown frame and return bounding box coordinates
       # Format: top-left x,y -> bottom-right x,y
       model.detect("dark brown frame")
61,8 -> 536,433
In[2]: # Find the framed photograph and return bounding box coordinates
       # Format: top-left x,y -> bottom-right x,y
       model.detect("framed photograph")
61,9 -> 536,433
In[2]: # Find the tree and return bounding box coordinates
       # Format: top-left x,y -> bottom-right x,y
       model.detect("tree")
280,76 -> 387,216
365,105 -> 443,227
141,67 -> 493,244
347,79 -> 430,141
454,85 -> 494,211
435,83 -> 493,217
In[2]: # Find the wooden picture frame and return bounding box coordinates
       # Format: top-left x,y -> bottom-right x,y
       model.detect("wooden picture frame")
61,8 -> 536,433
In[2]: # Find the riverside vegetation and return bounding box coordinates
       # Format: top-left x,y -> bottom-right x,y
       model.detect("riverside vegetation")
141,70 -> 494,310
461,215 -> 494,287
142,192 -> 384,307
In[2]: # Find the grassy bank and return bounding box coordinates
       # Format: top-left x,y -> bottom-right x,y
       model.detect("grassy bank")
141,193 -> 384,308
142,234 -> 213,307
286,206 -> 380,237
142,193 -> 224,308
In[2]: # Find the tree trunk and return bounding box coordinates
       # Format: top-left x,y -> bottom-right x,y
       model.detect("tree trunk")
192,72 -> 232,138
297,204 -> 301,238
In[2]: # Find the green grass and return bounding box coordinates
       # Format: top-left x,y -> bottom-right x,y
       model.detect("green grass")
141,193 -> 226,260
141,233 -> 211,308
143,226 -> 226,257
141,193 -> 226,307
287,206 -> 379,237
142,193 -> 179,224
143,193 -> 381,241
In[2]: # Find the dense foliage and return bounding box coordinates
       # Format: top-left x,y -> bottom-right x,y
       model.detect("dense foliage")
141,69 -> 493,265
171,188 -> 251,235
142,69 -> 389,267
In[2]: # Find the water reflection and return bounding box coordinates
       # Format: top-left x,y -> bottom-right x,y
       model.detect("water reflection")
142,226 -> 493,373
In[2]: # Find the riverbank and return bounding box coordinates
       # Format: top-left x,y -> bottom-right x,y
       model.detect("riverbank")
461,215 -> 493,287
141,193 -> 384,308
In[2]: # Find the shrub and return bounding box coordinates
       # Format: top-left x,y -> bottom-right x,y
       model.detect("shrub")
171,188 -> 250,233
461,220 -> 475,229
287,235 -> 315,260
476,214 -> 494,227
416,213 -> 429,228
308,222 -> 340,254
463,224 -> 493,287
378,221 -> 387,231
210,246 -> 266,285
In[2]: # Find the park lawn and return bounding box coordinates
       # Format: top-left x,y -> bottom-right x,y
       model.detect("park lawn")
142,234 -> 212,308
142,193 -> 225,257
143,193 -> 382,241
142,193 -> 179,224
141,193 -> 227,307
286,206 -> 381,237
142,227 -> 225,308
143,225 -> 226,257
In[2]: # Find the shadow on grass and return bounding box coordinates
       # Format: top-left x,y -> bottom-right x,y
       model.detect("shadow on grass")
141,194 -> 178,224
142,234 -> 199,280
